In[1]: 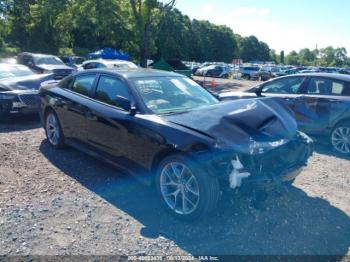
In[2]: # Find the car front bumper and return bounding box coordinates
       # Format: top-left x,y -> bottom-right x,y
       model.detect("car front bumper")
199,132 -> 313,190
0,91 -> 39,118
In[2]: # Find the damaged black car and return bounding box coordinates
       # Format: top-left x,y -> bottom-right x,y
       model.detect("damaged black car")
39,69 -> 313,220
0,63 -> 55,120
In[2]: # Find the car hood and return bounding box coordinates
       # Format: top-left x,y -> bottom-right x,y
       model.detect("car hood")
163,98 -> 297,154
37,64 -> 73,70
0,74 -> 53,91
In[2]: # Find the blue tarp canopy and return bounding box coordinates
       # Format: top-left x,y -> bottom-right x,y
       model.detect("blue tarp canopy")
88,48 -> 130,61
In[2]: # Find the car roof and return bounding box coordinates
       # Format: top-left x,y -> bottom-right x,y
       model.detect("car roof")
77,68 -> 183,79
281,73 -> 350,82
83,59 -> 134,65
18,52 -> 57,57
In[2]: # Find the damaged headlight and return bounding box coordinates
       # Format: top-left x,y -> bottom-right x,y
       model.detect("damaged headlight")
297,131 -> 313,144
249,138 -> 288,155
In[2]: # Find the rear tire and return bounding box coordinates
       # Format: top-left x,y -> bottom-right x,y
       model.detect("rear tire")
330,123 -> 350,155
155,154 -> 220,221
45,110 -> 65,149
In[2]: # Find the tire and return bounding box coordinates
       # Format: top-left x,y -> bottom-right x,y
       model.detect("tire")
155,154 -> 220,221
44,109 -> 65,149
330,123 -> 350,155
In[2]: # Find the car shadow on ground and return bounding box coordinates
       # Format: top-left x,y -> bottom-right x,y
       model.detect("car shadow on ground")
40,140 -> 350,256
312,141 -> 350,161
0,114 -> 41,133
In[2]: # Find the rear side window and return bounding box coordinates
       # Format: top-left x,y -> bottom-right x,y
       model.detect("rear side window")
71,75 -> 96,96
95,76 -> 130,108
306,77 -> 346,96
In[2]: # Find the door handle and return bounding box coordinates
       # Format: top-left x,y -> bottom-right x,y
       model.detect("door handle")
85,111 -> 97,121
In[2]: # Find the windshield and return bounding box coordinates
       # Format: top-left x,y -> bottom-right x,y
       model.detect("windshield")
132,77 -> 218,114
34,56 -> 65,65
0,66 -> 34,79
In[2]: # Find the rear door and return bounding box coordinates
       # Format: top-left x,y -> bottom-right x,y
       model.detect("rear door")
55,73 -> 97,143
298,77 -> 350,134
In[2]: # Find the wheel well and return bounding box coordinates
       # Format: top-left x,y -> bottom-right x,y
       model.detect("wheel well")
334,117 -> 350,128
150,142 -> 210,176
43,106 -> 54,119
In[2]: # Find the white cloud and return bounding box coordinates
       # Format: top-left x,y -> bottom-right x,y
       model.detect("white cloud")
231,7 -> 270,17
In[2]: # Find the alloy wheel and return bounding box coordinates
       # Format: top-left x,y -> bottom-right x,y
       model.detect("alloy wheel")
46,113 -> 60,146
160,162 -> 200,215
331,126 -> 350,154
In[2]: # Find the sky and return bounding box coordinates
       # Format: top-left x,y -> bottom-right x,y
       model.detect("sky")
174,0 -> 350,54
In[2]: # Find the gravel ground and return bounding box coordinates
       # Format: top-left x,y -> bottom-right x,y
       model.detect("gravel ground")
1,96 -> 350,258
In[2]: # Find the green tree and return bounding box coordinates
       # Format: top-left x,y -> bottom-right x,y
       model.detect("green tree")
129,0 -> 176,67
280,50 -> 284,64
238,36 -> 270,62
285,50 -> 299,65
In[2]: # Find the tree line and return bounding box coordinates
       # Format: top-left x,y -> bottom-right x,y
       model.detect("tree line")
0,0 -> 271,65
270,47 -> 350,67
0,0 -> 349,67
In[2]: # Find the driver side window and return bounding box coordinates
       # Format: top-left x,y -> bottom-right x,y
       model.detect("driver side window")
261,77 -> 305,94
95,76 -> 130,108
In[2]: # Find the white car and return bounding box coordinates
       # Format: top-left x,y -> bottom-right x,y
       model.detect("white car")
78,59 -> 138,71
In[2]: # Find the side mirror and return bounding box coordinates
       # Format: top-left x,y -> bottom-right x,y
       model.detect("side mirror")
253,86 -> 263,96
115,96 -> 136,115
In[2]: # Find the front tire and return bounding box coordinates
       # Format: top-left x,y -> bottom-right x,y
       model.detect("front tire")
155,155 -> 220,221
45,110 -> 65,149
331,123 -> 350,155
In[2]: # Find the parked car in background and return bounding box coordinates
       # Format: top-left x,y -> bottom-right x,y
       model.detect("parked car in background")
239,66 -> 260,80
270,67 -> 287,77
283,68 -> 299,75
17,53 -> 74,79
0,63 -> 55,119
254,67 -> 273,81
59,56 -> 86,69
79,59 -> 138,71
195,65 -> 230,78
221,73 -> 350,154
39,68 -> 312,220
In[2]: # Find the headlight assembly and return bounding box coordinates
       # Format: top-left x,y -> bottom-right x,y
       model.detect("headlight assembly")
249,138 -> 288,155
0,93 -> 16,100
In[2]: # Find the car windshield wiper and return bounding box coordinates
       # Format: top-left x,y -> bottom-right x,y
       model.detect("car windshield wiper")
159,109 -> 191,115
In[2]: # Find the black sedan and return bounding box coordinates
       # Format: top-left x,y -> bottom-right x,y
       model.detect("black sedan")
39,69 -> 313,220
221,73 -> 350,155
0,63 -> 55,119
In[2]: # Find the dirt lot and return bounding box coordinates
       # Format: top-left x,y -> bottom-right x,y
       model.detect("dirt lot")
1,79 -> 350,258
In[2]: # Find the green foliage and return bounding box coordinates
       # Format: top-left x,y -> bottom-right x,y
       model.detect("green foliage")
285,47 -> 349,67
280,50 -> 284,64
237,36 -> 270,62
3,0 -> 347,67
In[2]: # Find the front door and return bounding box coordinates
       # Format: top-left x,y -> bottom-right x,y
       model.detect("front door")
259,76 -> 307,111
85,74 -> 132,158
